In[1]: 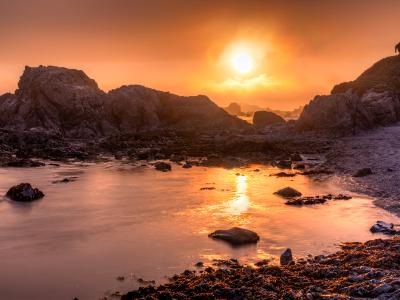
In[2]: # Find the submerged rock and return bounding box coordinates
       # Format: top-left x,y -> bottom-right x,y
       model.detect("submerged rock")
4,158 -> 45,168
271,172 -> 296,177
208,227 -> 260,246
353,168 -> 373,177
370,221 -> 398,235
154,162 -> 171,172
285,197 -> 327,206
6,183 -> 44,202
280,248 -> 293,265
274,187 -> 302,198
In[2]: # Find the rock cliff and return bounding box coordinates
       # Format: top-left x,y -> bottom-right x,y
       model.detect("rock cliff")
297,55 -> 400,134
0,66 -> 249,138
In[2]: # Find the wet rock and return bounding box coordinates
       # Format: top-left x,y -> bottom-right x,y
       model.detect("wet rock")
274,187 -> 302,198
6,183 -> 45,202
52,177 -> 77,184
5,158 -> 45,167
280,248 -> 293,265
208,227 -> 260,246
276,160 -> 292,169
334,194 -> 352,200
353,168 -> 373,177
271,172 -> 296,177
182,162 -> 192,169
154,162 -> 171,172
200,187 -> 215,190
195,262 -> 204,268
370,221 -> 398,235
293,163 -> 306,170
371,283 -> 393,297
285,197 -> 327,206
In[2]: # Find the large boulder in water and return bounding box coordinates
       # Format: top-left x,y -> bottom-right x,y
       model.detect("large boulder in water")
208,227 -> 260,246
274,187 -> 302,198
6,183 -> 44,202
296,55 -> 400,134
253,111 -> 285,128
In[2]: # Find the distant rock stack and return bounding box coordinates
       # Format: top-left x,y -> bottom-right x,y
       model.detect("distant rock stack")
253,111 -> 285,128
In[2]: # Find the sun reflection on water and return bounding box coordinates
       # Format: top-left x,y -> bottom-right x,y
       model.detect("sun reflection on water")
224,175 -> 249,215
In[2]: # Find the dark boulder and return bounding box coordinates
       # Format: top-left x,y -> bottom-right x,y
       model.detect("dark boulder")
208,227 -> 260,246
274,187 -> 302,198
280,248 -> 293,265
370,221 -> 398,235
253,111 -> 285,128
6,183 -> 44,202
154,162 -> 172,172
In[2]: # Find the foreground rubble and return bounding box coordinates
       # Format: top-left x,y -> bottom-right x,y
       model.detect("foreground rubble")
122,238 -> 400,300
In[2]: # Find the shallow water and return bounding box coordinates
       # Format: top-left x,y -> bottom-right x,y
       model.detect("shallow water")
0,161 -> 398,300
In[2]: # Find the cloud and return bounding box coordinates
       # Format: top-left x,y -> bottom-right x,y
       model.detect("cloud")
215,73 -> 280,90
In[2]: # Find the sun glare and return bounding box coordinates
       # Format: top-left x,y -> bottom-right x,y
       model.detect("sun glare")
231,51 -> 254,74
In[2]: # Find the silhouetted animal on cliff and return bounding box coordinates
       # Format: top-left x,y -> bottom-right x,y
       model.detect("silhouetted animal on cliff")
396,42 -> 400,54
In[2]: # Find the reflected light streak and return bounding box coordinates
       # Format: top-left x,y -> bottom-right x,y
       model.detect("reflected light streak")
225,175 -> 250,215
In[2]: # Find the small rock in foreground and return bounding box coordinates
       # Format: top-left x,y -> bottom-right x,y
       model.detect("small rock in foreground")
154,162 -> 171,172
280,248 -> 293,265
208,227 -> 260,246
182,162 -> 192,169
274,187 -> 302,198
370,221 -> 398,235
353,168 -> 373,177
6,183 -> 44,202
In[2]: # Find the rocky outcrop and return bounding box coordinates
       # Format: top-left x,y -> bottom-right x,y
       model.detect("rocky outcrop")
253,111 -> 285,128
208,227 -> 260,246
0,66 -> 249,138
296,55 -> 400,134
6,183 -> 44,202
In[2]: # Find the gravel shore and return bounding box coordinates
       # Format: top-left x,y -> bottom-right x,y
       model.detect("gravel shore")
324,124 -> 400,216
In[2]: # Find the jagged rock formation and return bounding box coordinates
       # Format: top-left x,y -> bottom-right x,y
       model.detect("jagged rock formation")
253,110 -> 285,128
0,66 -> 249,138
297,55 -> 400,133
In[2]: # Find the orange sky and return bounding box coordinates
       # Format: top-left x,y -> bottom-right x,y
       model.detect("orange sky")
1,0 -> 400,110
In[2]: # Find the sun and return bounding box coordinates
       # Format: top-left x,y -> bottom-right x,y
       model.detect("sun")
231,51 -> 254,74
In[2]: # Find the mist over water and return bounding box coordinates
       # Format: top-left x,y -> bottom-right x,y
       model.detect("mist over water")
0,161 -> 398,299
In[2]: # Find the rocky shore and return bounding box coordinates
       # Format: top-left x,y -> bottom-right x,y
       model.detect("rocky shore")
122,238 -> 400,300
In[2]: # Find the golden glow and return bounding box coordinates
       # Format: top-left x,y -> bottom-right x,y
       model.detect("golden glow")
225,175 -> 249,215
231,52 -> 254,74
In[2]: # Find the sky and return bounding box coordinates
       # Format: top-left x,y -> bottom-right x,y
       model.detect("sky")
0,0 -> 400,110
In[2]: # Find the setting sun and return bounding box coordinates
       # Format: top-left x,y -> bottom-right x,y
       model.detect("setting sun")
231,51 -> 254,74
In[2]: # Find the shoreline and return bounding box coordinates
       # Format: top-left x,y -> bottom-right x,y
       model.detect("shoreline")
122,238 -> 400,299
